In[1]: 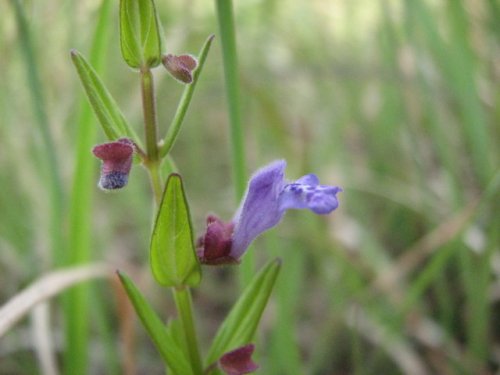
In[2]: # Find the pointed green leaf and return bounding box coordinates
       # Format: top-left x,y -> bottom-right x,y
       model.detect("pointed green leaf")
138,0 -> 163,67
117,271 -> 193,375
160,34 -> 215,158
205,258 -> 281,365
119,0 -> 142,68
120,0 -> 162,69
150,174 -> 201,287
70,50 -> 140,143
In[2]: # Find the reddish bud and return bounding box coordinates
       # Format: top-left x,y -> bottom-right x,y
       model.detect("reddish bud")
196,215 -> 238,265
92,138 -> 134,190
162,54 -> 198,84
219,344 -> 259,375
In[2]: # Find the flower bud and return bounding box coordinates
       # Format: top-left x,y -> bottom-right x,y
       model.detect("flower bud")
162,54 -> 198,84
92,138 -> 134,190
196,215 -> 237,265
219,344 -> 259,375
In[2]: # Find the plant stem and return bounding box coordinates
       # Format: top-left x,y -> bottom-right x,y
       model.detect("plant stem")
173,287 -> 203,375
140,67 -> 163,205
148,161 -> 163,206
141,71 -> 203,374
140,68 -> 159,163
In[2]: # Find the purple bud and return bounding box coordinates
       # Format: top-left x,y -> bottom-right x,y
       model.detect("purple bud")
162,53 -> 198,84
196,215 -> 238,265
219,344 -> 259,375
92,138 -> 134,190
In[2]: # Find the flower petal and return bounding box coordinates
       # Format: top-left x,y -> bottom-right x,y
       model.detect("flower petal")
279,176 -> 342,215
230,160 -> 286,259
98,171 -> 129,190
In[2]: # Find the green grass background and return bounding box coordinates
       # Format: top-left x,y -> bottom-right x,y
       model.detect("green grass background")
1,0 -> 499,374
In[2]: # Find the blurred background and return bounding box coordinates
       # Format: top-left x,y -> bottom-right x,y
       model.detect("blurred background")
1,0 -> 499,374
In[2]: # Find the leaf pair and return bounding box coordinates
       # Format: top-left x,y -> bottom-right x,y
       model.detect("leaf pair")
118,258 -> 281,374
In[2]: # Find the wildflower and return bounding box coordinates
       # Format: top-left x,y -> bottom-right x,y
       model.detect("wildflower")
219,344 -> 259,375
162,53 -> 198,84
197,160 -> 342,264
92,138 -> 134,190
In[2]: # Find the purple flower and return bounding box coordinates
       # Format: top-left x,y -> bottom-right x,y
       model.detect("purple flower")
197,160 -> 342,264
92,138 -> 134,190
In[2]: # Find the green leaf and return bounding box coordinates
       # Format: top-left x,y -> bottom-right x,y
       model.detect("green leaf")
117,272 -> 193,375
138,0 -> 163,67
150,174 -> 201,287
119,0 -> 162,69
205,258 -> 281,365
70,49 -> 139,143
160,34 -> 215,158
119,0 -> 141,68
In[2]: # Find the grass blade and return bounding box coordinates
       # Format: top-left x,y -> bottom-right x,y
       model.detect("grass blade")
64,1 -> 113,373
214,0 -> 253,289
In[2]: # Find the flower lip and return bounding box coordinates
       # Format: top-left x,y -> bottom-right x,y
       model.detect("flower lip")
279,176 -> 343,215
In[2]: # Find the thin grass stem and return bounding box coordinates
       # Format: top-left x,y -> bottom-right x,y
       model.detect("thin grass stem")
64,1 -> 113,373
214,0 -> 253,286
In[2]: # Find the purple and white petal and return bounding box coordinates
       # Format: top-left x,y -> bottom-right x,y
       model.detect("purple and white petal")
279,176 -> 342,215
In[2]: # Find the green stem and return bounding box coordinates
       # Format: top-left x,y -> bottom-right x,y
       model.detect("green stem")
141,72 -> 203,374
148,161 -> 163,206
141,67 -> 163,205
173,287 -> 203,375
140,68 -> 159,162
